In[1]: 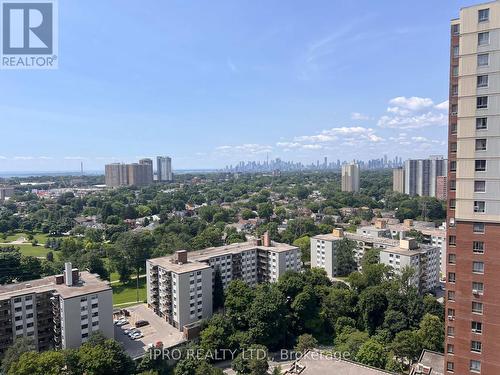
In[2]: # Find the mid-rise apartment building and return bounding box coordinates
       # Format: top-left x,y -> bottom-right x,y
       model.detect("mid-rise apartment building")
404,156 -> 448,198
445,2 -> 500,374
341,162 -> 360,192
157,156 -> 173,182
105,160 -> 154,187
0,263 -> 113,355
146,234 -> 301,332
0,186 -> 14,202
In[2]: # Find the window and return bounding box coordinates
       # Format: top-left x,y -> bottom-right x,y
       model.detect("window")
448,308 -> 455,318
475,160 -> 486,172
452,84 -> 458,95
476,118 -> 487,130
452,65 -> 459,77
472,321 -> 483,334
450,179 -> 456,191
450,160 -> 457,172
450,143 -> 457,153
447,344 -> 454,354
478,8 -> 489,22
473,281 -> 484,294
451,123 -> 457,134
452,24 -> 460,35
14,297 -> 21,303
471,341 -> 482,353
81,324 -> 88,329
448,290 -> 456,301
474,201 -> 485,213
448,272 -> 456,282
475,139 -> 487,151
448,326 -> 455,337
477,75 -> 488,88
478,32 -> 489,46
478,53 -> 489,66
449,235 -> 457,246
470,360 -> 481,373
473,241 -> 485,254
474,181 -> 486,192
473,261 -> 484,273
448,254 -> 456,264
477,96 -> 488,109
473,222 -> 485,233
452,45 -> 459,58
82,333 -> 89,339
451,104 -> 458,115
447,361 -> 455,372
472,302 -> 483,314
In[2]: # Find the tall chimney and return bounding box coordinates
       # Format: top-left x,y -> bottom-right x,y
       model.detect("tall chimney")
263,231 -> 271,247
64,262 -> 73,286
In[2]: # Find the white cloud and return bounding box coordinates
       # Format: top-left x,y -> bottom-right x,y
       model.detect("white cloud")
351,112 -> 370,120
64,156 -> 88,160
13,156 -> 34,160
378,96 -> 447,129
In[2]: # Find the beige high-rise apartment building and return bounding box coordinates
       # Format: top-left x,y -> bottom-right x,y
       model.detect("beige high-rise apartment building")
393,167 -> 405,193
341,162 -> 360,192
104,159 -> 154,187
445,2 -> 500,374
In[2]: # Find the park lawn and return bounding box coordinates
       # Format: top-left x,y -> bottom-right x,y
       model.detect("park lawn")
0,243 -> 61,259
0,232 -> 49,244
112,277 -> 147,306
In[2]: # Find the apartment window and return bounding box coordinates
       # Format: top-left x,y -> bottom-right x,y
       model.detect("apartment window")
471,341 -> 482,353
81,297 -> 87,302
82,333 -> 89,339
474,201 -> 485,213
447,326 -> 455,337
81,315 -> 88,321
91,303 -> 98,309
452,65 -> 459,77
449,253 -> 456,265
473,261 -> 484,273
25,296 -> 32,301
451,104 -> 458,115
470,360 -> 481,373
472,302 -> 483,314
475,139 -> 487,151
472,281 -> 484,294
81,324 -> 88,329
452,24 -> 460,35
474,180 -> 486,192
449,235 -> 457,246
450,179 -> 456,191
477,75 -> 488,88
473,222 -> 485,233
477,96 -> 488,109
448,290 -> 456,301
448,272 -> 456,282
473,241 -> 484,254
472,321 -> 483,334
450,160 -> 457,172
478,32 -> 489,46
447,362 -> 454,372
448,308 -> 455,318
452,84 -> 458,95
451,123 -> 457,134
447,344 -> 454,354
476,117 -> 487,130
475,160 -> 486,172
450,143 -> 457,153
478,53 -> 489,66
478,8 -> 489,22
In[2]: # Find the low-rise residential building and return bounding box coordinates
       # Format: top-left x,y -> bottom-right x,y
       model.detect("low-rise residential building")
380,239 -> 440,293
0,263 -> 113,355
0,186 -> 14,201
146,233 -> 301,332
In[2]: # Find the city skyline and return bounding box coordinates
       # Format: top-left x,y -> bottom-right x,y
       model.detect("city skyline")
0,0 -> 476,172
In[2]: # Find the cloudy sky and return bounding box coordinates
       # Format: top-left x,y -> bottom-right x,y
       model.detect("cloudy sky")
0,0 -> 471,171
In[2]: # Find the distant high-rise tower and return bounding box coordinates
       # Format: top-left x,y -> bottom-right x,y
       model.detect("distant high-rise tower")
157,156 -> 173,182
341,163 -> 359,192
392,167 -> 405,194
445,3 -> 500,375
104,159 -> 153,187
404,157 -> 447,197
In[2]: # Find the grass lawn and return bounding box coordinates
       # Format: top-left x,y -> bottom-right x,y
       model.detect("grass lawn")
0,232 -> 49,244
0,243 -> 61,259
112,277 -> 147,306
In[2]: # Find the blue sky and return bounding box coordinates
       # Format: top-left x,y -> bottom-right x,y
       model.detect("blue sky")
0,0 -> 475,171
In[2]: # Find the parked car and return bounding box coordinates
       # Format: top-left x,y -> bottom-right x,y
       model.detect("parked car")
123,327 -> 138,335
130,332 -> 143,340
115,319 -> 128,327
135,320 -> 149,328
127,328 -> 140,337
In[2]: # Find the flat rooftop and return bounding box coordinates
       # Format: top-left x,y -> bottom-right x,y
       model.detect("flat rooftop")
411,350 -> 444,375
0,271 -> 111,300
381,243 -> 439,257
313,232 -> 399,247
148,241 -> 298,274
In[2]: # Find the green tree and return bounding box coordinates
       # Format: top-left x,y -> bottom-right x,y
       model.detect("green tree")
294,334 -> 318,353
292,236 -> 310,264
356,339 -> 387,369
1,337 -> 35,374
225,280 -> 255,329
358,285 -> 388,334
336,238 -> 357,276
334,327 -> 369,358
417,313 -> 444,352
232,344 -> 268,375
7,351 -> 67,375
257,203 -> 273,221
390,330 -> 422,364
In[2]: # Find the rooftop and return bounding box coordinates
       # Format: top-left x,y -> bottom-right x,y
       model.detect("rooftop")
410,350 -> 445,375
0,271 -> 111,300
313,232 -> 399,247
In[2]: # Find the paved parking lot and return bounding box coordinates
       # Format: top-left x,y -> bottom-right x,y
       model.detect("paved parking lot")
114,304 -> 186,359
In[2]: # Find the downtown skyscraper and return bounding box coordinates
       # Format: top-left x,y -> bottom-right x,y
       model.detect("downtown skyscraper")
445,2 -> 500,374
